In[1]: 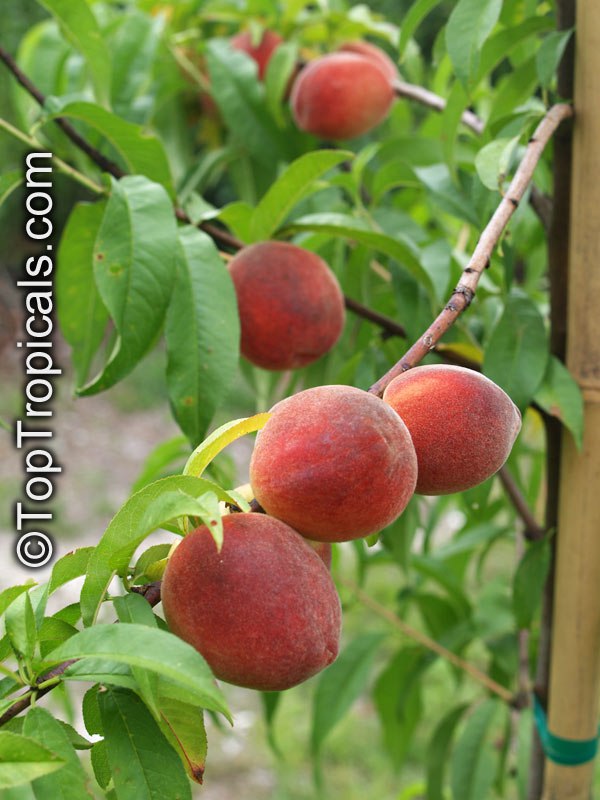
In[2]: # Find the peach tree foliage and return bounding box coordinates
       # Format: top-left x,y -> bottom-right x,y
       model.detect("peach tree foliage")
0,0 -> 580,798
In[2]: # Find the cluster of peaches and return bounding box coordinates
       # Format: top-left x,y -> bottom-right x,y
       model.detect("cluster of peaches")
160,33 -> 521,694
162,368 -> 521,693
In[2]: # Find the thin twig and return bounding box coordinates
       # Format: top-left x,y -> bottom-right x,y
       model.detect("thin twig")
340,577 -> 519,706
0,118 -> 105,195
0,660 -> 77,727
393,78 -> 484,135
368,103 -> 574,397
497,466 -> 545,541
344,296 -> 407,338
0,48 -> 125,179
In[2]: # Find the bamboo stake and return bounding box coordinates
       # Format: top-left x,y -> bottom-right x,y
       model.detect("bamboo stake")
542,4 -> 600,797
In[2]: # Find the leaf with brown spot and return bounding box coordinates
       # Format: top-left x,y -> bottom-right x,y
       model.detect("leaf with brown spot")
157,695 -> 208,784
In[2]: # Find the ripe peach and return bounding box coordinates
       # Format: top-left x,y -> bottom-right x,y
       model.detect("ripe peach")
161,513 -> 341,691
231,30 -> 283,80
228,241 -> 345,371
250,385 -> 418,542
290,52 -> 395,139
382,365 -> 522,495
337,41 -> 398,83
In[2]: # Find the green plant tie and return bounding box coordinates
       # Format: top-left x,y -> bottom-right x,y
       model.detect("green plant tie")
533,694 -> 599,766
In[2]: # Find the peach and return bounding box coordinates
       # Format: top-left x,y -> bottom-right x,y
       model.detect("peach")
231,30 -> 283,80
290,52 -> 395,139
161,513 -> 341,691
337,41 -> 398,83
228,241 -> 345,371
382,365 -> 522,495
250,385 -> 418,542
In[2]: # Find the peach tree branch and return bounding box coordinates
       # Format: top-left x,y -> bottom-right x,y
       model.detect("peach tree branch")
368,103 -> 574,398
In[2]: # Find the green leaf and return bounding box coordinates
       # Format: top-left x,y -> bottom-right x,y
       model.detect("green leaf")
399,0 -> 444,55
261,692 -> 282,757
312,633 -> 385,756
534,356 -> 584,449
217,201 -> 254,243
373,648 -> 426,766
283,212 -> 431,294
475,137 -> 520,192
513,539 -> 551,630
206,39 -> 287,170
23,707 -> 92,800
165,227 -> 240,446
131,436 -> 189,493
157,696 -> 207,783
113,594 -> 160,717
446,0 -> 502,90
427,704 -> 469,800
132,544 -> 171,583
0,171 -> 23,210
251,150 -> 352,241
536,29 -> 574,89
80,475 -> 234,626
98,687 -> 192,800
43,624 -> 231,721
183,414 -> 270,479
477,17 -> 554,84
56,201 -> 109,387
54,721 -> 92,751
110,11 -> 165,117
450,699 -> 501,800
48,102 -> 174,196
38,617 -> 78,658
413,165 -> 480,226
0,732 -> 64,788
90,742 -> 110,790
264,41 -> 298,126
49,548 -> 94,594
5,592 -> 36,664
483,291 -> 549,410
78,175 -> 178,396
35,0 -> 110,105
0,585 -> 35,618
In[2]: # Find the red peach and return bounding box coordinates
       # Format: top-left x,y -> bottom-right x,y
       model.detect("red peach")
228,241 -> 345,371
290,52 -> 395,139
337,41 -> 398,83
250,385 -> 418,542
161,513 -> 341,691
231,30 -> 283,80
382,365 -> 522,495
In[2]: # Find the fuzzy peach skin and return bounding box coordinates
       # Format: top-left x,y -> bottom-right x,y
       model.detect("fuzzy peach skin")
228,241 -> 345,371
250,385 -> 418,542
337,41 -> 398,83
161,513 -> 341,691
231,30 -> 283,80
382,365 -> 522,495
290,52 -> 395,139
